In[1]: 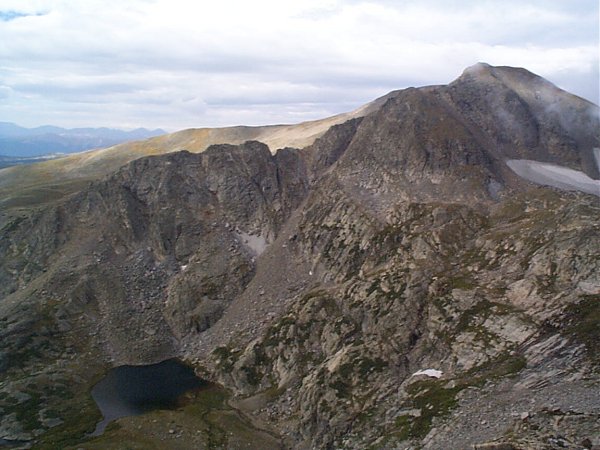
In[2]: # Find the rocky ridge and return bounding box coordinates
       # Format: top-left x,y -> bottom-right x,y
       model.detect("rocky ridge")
0,63 -> 599,449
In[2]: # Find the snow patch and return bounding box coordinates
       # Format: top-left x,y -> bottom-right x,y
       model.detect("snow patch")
180,264 -> 188,271
506,159 -> 600,196
412,369 -> 443,378
235,231 -> 268,256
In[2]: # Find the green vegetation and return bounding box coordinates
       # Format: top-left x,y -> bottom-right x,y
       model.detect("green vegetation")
364,276 -> 407,304
329,378 -> 351,398
394,379 -> 461,440
212,345 -> 241,371
329,355 -> 388,400
242,366 -> 263,386
3,306 -> 62,373
392,414 -> 413,441
12,391 -> 43,432
259,384 -> 286,402
263,315 -> 297,347
447,275 -> 477,291
564,295 -> 600,362
2,378 -> 103,450
73,384 -> 280,450
466,353 -> 527,384
385,351 -> 527,444
34,394 -> 101,449
183,387 -> 229,448
212,345 -> 232,359
454,299 -> 517,337
1,215 -> 26,233
356,357 -> 388,378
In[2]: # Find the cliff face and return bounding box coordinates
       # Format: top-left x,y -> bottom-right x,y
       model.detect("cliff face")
0,64 -> 599,449
1,141 -> 309,365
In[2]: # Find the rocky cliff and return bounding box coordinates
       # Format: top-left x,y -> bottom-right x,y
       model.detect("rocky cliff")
0,63 -> 599,449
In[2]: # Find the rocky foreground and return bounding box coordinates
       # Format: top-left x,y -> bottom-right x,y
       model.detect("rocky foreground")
0,63 -> 599,449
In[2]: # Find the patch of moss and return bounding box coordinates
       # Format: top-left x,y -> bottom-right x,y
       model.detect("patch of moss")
447,275 -> 477,291
212,346 -> 231,359
466,353 -> 527,384
181,385 -> 229,417
212,346 -> 241,372
79,384 -> 277,450
263,316 -> 297,347
104,421 -> 123,433
204,414 -> 231,449
252,344 -> 271,367
241,366 -> 262,387
13,392 -> 43,432
319,398 -> 331,414
392,414 -> 412,441
357,357 -> 388,378
330,379 -> 351,398
4,301 -> 67,374
32,390 -> 102,449
300,289 -> 328,303
171,387 -> 230,448
260,385 -> 286,402
396,379 -> 461,439
384,352 -> 527,445
333,316 -> 358,339
563,295 -> 600,361
366,279 -> 381,297
454,299 -> 516,335
1,215 -> 26,234
455,300 -> 490,331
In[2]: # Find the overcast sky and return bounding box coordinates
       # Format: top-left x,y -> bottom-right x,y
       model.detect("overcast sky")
0,0 -> 598,131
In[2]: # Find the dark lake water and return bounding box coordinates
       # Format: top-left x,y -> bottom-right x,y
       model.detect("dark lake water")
90,358 -> 205,435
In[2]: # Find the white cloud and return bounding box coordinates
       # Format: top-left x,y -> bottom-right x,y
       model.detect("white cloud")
0,0 -> 597,130
0,85 -> 12,99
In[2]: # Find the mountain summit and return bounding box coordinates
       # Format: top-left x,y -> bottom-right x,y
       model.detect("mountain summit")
0,65 -> 599,449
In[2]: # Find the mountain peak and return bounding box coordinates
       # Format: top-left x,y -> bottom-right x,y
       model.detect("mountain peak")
458,62 -> 538,83
462,61 -> 493,75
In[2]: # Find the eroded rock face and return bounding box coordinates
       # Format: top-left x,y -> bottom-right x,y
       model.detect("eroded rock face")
207,191 -> 599,449
1,64 -> 599,449
0,142 -> 309,367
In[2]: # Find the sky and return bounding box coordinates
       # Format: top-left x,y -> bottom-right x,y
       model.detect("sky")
0,0 -> 598,131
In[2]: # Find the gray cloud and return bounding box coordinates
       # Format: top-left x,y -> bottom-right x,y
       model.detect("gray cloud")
0,0 -> 597,131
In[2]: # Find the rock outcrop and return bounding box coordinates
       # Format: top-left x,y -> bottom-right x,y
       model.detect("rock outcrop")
0,64 -> 598,449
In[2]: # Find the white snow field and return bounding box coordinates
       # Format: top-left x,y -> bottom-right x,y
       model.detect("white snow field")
506,159 -> 600,197
411,369 -> 443,378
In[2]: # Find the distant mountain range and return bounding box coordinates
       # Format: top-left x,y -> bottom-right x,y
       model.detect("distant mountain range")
0,122 -> 165,158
